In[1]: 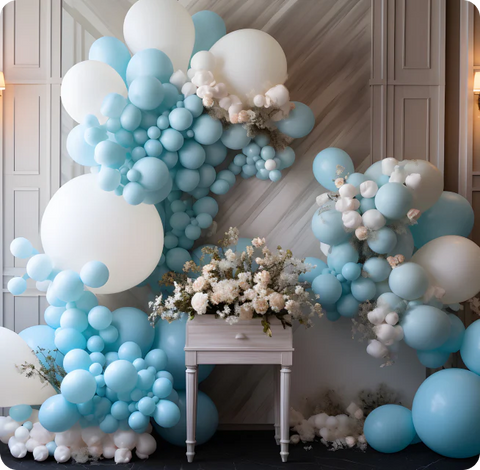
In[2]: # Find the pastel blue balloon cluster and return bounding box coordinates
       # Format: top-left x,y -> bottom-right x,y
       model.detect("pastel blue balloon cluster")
308,148 -> 473,368
8,237 -> 109,301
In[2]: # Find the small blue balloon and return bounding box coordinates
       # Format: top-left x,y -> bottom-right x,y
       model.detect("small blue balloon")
169,108 -> 194,132
128,76 -> 165,111
104,360 -> 138,393
360,197 -> 376,214
120,104 -> 142,132
411,191 -> 475,248
363,257 -> 391,282
179,140 -> 206,169
67,125 -> 96,167
210,179 -> 230,195
95,140 -> 127,169
184,95 -> 204,118
60,308 -> 88,332
153,377 -> 173,399
175,169 -> 200,192
98,166 -> 121,192
193,197 -> 219,218
299,257 -> 328,284
88,306 -> 113,331
100,414 -> 119,434
276,102 -> 315,138
416,349 -> 450,368
375,182 -> 413,220
161,128 -> 184,152
154,400 -> 181,428
111,401 -> 130,421
55,327 -> 87,354
19,325 -> 63,367
129,411 -> 150,431
39,395 -> 81,432
118,341 -> 142,362
191,10 -> 226,55
101,93 -> 128,119
10,237 -> 34,258
63,349 -> 92,373
126,49 -> 174,86
61,369 -> 97,404
133,157 -> 170,191
192,114 -> 223,145
460,319 -> 480,375
80,261 -> 109,288
9,405 -> 32,422
341,262 -> 361,281
351,277 -> 376,302
204,141 -> 227,166
336,293 -> 360,317
52,270 -> 84,302
388,262 -> 429,300
8,276 -> 27,296
364,405 -> 416,453
311,209 -> 350,246
364,160 -> 385,184
123,182 -> 146,205
221,124 -> 251,150
44,306 -> 65,329
367,227 -> 397,254
312,274 -> 342,304
401,305 -> 451,351
412,368 -> 480,458
313,148 -> 354,191
165,247 -> 192,273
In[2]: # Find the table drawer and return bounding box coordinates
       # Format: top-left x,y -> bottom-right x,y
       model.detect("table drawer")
185,316 -> 293,350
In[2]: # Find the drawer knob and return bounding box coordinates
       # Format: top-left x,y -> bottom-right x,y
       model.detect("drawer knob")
235,333 -> 247,340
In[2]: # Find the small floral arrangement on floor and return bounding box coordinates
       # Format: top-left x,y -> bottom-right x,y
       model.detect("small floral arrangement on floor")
149,228 -> 323,335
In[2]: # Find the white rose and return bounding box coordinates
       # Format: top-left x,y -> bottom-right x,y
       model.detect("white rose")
191,292 -> 209,315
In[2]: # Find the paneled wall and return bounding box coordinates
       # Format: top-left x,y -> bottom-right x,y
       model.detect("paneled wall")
371,0 -> 445,170
1,0 -> 441,425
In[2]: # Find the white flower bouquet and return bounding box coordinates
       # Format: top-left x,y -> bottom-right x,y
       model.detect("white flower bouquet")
149,228 -> 323,336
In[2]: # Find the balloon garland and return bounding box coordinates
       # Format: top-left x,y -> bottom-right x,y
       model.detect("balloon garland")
1,0 -> 314,463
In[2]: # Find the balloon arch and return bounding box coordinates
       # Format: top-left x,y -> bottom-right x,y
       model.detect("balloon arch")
2,0 -> 480,464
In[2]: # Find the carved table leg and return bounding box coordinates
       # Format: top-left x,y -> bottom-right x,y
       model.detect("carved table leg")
186,364 -> 198,463
274,365 -> 280,445
280,366 -> 291,463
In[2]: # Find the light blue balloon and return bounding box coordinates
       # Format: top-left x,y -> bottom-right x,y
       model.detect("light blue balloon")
52,270 -> 84,302
80,261 -> 109,289
39,395 -> 81,432
25,254 -> 52,282
192,114 -> 223,145
411,191 -> 475,248
88,306 -> 113,331
123,182 -> 145,205
169,108 -> 193,132
203,141 -> 227,166
364,405 -> 416,453
313,148 -> 354,191
364,160 -> 385,184
311,209 -> 350,246
99,325 -> 119,344
95,140 -> 127,169
60,308 -> 88,332
8,277 -> 27,296
193,197 -> 219,218
221,124 -> 251,150
336,293 -> 360,317
55,328 -> 86,354
154,390 -> 218,446
102,93 -> 128,119
44,306 -> 65,329
115,129 -> 135,148
327,243 -> 359,273
128,76 -> 165,111
98,166 -> 121,192
351,277 -> 376,302
120,104 -> 142,132
341,262 -> 361,281
375,183 -> 413,220
388,227 -> 414,260
363,257 -> 390,282
179,140 -> 206,170
388,262 -> 429,300
126,49 -> 174,86
175,169 -> 200,192
346,172 -> 367,189
312,274 -> 342,304
104,359 -> 138,393
67,125 -> 96,166
210,179 -> 230,195
9,404 -> 32,422
63,349 -> 92,373
89,37 -> 131,83
153,377 -> 173,398
412,368 -> 480,458
161,128 -> 184,152
154,399 -> 181,428
19,325 -> 63,367
145,349 -> 168,371
10,237 -> 34,259
165,247 -> 193,274
191,10 -> 226,55
276,102 -> 315,138
152,314 -> 214,390
299,257 -> 328,284
359,197 -> 376,214
143,177 -> 173,205
133,157 -> 170,191
439,314 -> 465,353
401,305 -> 451,351
367,227 -> 397,254
61,369 -> 97,404
416,349 -> 450,368
377,292 -> 406,312
197,164 -> 216,189
460,319 -> 480,375
184,95 -> 204,118
99,414 -> 119,434
118,341 -> 142,362
105,307 -> 155,357
111,401 -> 130,421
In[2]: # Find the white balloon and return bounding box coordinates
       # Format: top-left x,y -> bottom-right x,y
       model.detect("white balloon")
0,328 -> 56,407
61,61 -> 127,125
123,0 -> 194,72
210,29 -> 287,103
362,209 -> 386,230
400,160 -> 443,212
41,174 -> 163,295
412,235 -> 480,304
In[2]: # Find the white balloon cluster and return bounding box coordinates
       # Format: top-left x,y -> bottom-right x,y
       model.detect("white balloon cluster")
170,31 -> 292,125
1,416 -> 156,464
290,402 -> 366,449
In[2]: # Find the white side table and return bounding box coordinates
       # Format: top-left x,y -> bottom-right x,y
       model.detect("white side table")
185,315 -> 293,463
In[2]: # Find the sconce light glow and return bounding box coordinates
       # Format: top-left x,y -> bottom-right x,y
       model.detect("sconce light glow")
474,72 -> 480,110
0,72 -> 5,91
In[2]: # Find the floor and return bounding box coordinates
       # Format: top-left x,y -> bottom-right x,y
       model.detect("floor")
1,431 -> 478,470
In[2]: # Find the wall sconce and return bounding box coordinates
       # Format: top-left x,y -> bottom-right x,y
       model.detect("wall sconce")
474,71 -> 480,110
0,71 -> 5,96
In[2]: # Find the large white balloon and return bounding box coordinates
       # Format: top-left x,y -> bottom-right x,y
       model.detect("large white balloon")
0,328 -> 56,407
210,29 -> 287,103
41,174 -> 163,294
412,235 -> 480,304
123,0 -> 194,72
61,60 -> 127,124
401,160 -> 443,212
